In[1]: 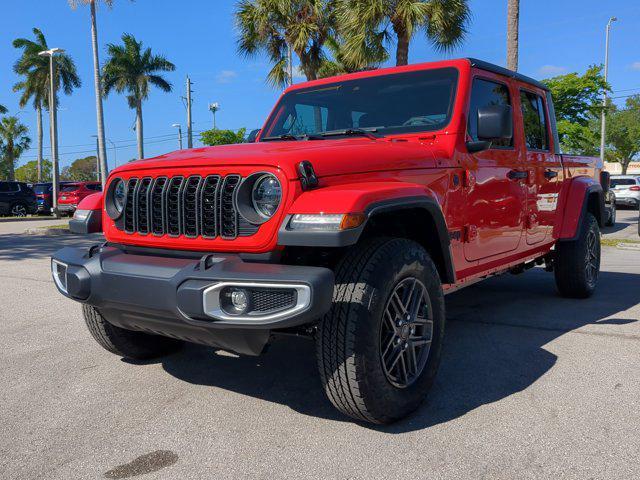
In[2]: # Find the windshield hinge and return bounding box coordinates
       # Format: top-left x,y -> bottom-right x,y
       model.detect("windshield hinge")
298,161 -> 319,191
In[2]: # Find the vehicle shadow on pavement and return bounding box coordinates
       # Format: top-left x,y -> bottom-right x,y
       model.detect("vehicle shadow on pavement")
155,266 -> 640,432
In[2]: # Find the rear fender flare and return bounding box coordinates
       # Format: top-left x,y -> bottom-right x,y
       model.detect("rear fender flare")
556,177 -> 605,241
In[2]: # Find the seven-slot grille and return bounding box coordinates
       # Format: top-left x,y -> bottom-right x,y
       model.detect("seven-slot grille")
121,174 -> 258,239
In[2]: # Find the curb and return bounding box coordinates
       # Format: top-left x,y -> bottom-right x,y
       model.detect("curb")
24,228 -> 72,236
0,216 -> 58,223
617,242 -> 640,251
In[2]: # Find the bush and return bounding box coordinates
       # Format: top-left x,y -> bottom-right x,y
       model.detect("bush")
200,128 -> 246,146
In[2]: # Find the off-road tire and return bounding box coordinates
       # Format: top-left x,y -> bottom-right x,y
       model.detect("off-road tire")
82,305 -> 182,359
316,238 -> 446,424
554,213 -> 601,298
605,203 -> 616,226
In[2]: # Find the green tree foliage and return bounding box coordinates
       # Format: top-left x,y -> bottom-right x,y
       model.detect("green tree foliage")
0,105 -> 7,114
337,0 -> 470,67
0,116 -> 31,181
200,129 -> 247,146
61,156 -> 99,181
607,96 -> 640,174
317,35 -> 387,78
102,34 -> 175,159
15,159 -> 53,182
13,27 -> 81,183
542,66 -> 609,155
236,0 -> 336,87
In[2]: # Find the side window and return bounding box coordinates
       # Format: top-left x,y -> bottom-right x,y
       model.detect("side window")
0,182 -> 19,193
468,78 -> 513,148
520,91 -> 549,151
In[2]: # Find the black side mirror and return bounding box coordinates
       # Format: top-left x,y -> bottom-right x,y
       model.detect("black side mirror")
247,129 -> 261,143
467,105 -> 513,153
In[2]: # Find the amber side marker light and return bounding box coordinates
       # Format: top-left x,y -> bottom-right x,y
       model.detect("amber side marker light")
287,213 -> 366,232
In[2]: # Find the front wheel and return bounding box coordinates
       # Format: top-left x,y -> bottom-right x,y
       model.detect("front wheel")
554,213 -> 601,298
605,203 -> 616,226
316,238 -> 446,424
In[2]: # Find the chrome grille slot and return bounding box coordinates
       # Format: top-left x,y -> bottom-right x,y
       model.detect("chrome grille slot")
120,173 -> 255,240
182,176 -> 202,238
219,175 -> 241,239
124,178 -> 138,233
166,177 -> 184,236
200,175 -> 221,238
150,177 -> 167,235
136,177 -> 152,235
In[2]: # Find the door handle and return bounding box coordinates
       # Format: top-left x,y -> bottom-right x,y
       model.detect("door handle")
507,170 -> 529,181
544,169 -> 558,179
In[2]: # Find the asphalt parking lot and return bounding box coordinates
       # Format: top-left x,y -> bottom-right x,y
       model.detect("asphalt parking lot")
1,212 -> 639,479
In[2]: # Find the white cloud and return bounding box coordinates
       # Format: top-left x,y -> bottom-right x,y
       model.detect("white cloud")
629,62 -> 640,71
216,70 -> 238,84
537,65 -> 569,77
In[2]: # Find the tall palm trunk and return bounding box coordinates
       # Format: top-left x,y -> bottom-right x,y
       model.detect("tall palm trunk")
506,0 -> 520,71
135,100 -> 144,159
90,0 -> 109,186
36,104 -> 43,182
395,28 -> 410,66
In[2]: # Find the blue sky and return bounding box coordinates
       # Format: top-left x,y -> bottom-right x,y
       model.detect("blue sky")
1,0 -> 639,171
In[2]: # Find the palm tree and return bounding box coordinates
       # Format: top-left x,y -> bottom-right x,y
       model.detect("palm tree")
317,34 -> 388,78
0,117 -> 31,181
102,34 -> 175,159
338,0 -> 470,67
0,105 -> 7,115
506,0 -> 519,71
236,0 -> 336,87
12,28 -> 80,182
68,0 -> 130,185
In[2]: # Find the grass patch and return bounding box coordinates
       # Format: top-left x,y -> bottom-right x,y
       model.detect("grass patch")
45,223 -> 70,230
601,238 -> 640,247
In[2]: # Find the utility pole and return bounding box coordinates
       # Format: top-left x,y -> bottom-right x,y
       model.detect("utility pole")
38,48 -> 63,218
186,76 -> 193,149
172,123 -> 183,150
600,17 -> 617,163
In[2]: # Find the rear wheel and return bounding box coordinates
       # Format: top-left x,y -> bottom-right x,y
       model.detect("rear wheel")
11,202 -> 27,217
82,305 -> 183,360
316,238 -> 446,424
554,213 -> 601,298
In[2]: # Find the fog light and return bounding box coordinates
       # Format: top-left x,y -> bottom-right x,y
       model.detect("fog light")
231,290 -> 248,311
51,259 -> 68,294
220,287 -> 251,315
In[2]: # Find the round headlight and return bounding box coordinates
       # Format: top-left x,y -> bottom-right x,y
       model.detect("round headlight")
252,174 -> 282,219
105,178 -> 126,220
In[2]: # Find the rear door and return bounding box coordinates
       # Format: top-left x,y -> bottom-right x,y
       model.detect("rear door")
463,75 -> 527,261
519,89 -> 563,244
0,182 -> 19,213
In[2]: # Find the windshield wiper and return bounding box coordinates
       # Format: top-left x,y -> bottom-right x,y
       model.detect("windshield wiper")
320,128 -> 380,141
261,134 -> 300,142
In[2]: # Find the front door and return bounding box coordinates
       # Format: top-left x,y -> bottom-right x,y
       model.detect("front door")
519,90 -> 562,245
463,76 -> 527,262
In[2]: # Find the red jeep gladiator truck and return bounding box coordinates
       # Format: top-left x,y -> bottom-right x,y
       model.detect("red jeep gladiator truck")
52,58 -> 607,424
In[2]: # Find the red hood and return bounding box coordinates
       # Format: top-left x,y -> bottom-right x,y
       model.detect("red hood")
108,136 -> 445,181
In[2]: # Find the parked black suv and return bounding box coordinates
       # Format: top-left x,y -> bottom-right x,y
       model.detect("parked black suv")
0,181 -> 38,217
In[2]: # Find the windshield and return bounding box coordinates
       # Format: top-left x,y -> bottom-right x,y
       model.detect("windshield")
262,68 -> 458,140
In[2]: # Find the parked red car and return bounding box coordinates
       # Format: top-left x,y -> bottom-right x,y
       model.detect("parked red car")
56,182 -> 102,215
53,58 -> 608,424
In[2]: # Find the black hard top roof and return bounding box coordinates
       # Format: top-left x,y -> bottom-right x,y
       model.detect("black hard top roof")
467,58 -> 549,92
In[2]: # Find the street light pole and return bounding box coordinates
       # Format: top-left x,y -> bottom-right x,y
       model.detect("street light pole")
172,123 -> 183,150
39,48 -> 64,218
600,17 -> 617,163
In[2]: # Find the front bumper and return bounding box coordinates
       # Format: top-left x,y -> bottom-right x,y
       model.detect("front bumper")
51,245 -> 334,355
